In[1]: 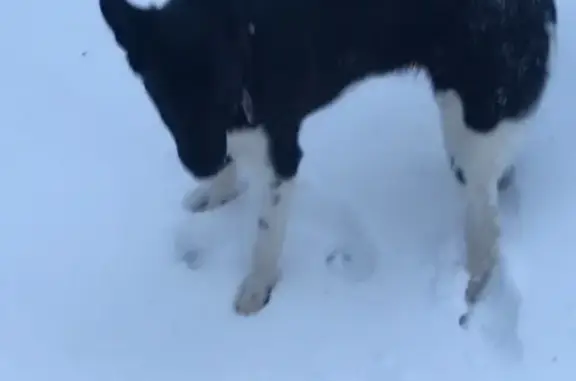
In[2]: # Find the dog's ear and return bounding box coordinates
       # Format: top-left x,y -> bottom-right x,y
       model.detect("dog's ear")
99,0 -> 156,52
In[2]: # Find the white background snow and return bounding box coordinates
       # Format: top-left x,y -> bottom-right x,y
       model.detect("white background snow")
1,1 -> 575,380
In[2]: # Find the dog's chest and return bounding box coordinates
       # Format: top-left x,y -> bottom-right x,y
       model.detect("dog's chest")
226,126 -> 268,165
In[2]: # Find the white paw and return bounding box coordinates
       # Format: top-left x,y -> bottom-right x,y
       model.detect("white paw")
234,272 -> 278,316
183,180 -> 247,213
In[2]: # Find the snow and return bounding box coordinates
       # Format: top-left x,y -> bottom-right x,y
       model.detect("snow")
1,1 -> 575,380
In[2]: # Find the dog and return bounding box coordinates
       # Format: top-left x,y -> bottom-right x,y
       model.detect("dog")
99,0 -> 557,321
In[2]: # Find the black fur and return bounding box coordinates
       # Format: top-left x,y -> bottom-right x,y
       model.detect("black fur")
99,0 -> 556,183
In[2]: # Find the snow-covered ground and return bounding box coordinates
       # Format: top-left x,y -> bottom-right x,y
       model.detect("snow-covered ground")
1,1 -> 575,380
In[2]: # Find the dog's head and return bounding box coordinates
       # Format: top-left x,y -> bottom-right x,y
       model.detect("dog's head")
99,0 -> 249,175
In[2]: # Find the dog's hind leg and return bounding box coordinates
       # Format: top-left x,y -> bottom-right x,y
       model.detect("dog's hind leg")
435,90 -> 526,325
439,94 -> 516,193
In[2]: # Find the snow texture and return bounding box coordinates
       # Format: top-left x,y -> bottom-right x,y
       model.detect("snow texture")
0,1 -> 574,380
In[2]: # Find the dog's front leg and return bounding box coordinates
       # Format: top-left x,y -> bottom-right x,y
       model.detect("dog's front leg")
183,156 -> 244,213
234,123 -> 302,315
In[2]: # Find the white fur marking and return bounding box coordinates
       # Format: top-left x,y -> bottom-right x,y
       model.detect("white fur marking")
241,89 -> 254,124
435,90 -> 526,317
226,126 -> 295,314
436,91 -> 525,185
226,127 -> 268,167
182,127 -> 268,213
235,177 -> 294,315
182,159 -> 241,212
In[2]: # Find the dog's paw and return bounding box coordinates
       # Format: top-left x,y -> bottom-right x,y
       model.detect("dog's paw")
234,272 -> 278,316
183,180 -> 247,213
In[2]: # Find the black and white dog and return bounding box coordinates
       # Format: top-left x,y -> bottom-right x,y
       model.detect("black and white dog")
99,0 -> 557,321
